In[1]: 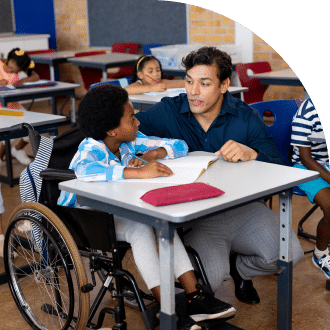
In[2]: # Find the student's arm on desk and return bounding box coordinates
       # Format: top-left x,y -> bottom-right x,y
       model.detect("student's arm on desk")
14,71 -> 40,85
125,81 -> 166,95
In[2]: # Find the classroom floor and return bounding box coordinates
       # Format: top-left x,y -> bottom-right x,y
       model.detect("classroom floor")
0,99 -> 328,329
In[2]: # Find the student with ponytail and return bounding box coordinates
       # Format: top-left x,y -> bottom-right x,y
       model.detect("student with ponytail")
125,55 -> 185,95
0,48 -> 40,165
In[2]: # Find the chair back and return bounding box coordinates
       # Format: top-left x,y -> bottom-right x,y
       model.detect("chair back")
107,42 -> 139,79
89,78 -> 130,90
236,62 -> 271,104
142,43 -> 166,55
26,49 -> 57,80
250,99 -> 302,166
74,51 -> 106,90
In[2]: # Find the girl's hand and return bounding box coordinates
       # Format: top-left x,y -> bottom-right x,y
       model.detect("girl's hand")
128,158 -> 144,168
138,160 -> 173,178
140,148 -> 167,162
151,83 -> 167,92
0,79 -> 9,86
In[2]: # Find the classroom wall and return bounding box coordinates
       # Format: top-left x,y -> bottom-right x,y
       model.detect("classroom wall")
53,0 -> 304,101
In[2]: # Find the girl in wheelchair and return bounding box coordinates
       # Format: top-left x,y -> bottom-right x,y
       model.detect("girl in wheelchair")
58,84 -> 235,325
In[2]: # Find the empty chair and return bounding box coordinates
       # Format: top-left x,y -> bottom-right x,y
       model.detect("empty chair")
107,42 -> 139,79
236,62 -> 272,104
26,49 -> 57,80
142,43 -> 166,55
74,50 -> 106,90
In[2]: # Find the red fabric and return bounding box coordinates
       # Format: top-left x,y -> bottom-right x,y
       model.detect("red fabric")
140,182 -> 225,206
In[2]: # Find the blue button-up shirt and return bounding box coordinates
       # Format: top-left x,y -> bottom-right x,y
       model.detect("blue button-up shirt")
135,91 -> 286,165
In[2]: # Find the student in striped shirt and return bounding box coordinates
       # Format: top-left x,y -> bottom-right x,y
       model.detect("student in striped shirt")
291,97 -> 330,278
58,84 -> 236,325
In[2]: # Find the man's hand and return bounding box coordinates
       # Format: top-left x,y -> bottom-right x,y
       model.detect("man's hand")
215,140 -> 258,163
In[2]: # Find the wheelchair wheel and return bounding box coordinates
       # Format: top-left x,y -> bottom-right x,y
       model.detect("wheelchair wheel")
4,202 -> 90,330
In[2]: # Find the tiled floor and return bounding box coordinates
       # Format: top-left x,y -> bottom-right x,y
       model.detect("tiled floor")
0,100 -> 328,329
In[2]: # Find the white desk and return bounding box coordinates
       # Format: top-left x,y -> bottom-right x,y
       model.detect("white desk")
0,81 -> 80,124
0,108 -> 67,186
69,53 -> 140,82
249,68 -> 308,99
59,152 -> 318,330
129,86 -> 248,111
29,50 -> 78,81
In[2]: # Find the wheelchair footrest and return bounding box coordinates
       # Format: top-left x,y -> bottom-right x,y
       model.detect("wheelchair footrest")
41,303 -> 68,319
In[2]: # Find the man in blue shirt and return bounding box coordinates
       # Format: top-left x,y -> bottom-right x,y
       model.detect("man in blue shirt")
135,46 -> 304,305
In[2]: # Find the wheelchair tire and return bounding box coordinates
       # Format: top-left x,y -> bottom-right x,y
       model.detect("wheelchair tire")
4,202 -> 90,330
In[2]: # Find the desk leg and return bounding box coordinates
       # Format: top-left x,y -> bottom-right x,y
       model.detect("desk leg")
158,222 -> 177,330
277,190 -> 293,330
102,70 -> 108,83
70,95 -> 76,126
51,96 -> 57,115
50,64 -> 55,81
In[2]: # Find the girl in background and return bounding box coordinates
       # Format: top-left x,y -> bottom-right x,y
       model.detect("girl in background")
0,48 -> 40,165
125,55 -> 185,95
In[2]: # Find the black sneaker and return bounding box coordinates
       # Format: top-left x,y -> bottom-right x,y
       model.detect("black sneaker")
186,284 -> 236,323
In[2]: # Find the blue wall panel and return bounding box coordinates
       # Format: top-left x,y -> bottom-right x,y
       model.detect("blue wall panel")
13,0 -> 57,49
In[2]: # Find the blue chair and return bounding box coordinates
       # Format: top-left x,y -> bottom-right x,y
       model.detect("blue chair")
142,43 -> 166,55
89,77 -> 130,90
250,99 -> 319,254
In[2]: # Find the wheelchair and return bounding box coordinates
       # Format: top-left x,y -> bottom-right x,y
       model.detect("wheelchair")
3,123 -> 229,330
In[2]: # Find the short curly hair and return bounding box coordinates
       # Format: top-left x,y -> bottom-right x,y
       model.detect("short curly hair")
182,46 -> 232,84
78,84 -> 129,140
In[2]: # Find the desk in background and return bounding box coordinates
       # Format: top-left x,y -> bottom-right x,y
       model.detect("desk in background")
0,81 -> 80,125
249,68 -> 308,99
68,53 -> 140,82
59,152 -> 318,330
129,86 -> 248,111
29,50 -> 78,81
0,109 -> 67,186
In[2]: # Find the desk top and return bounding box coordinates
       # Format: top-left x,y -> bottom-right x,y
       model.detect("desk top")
250,68 -> 298,80
0,81 -> 80,97
0,108 -> 66,133
68,53 -> 140,66
59,151 -> 318,223
129,87 -> 248,104
29,51 -> 78,61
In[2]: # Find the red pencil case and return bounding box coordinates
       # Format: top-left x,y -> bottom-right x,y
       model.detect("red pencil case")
140,182 -> 225,206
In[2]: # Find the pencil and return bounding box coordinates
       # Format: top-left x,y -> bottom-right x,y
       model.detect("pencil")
146,75 -> 160,84
133,155 -> 149,164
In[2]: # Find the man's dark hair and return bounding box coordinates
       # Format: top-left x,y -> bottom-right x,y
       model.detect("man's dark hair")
182,46 -> 232,84
78,84 -> 129,140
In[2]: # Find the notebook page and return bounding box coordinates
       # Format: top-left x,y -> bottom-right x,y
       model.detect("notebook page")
158,155 -> 218,168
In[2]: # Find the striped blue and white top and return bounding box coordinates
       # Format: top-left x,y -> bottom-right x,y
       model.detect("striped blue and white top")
58,131 -> 188,207
291,98 -> 328,165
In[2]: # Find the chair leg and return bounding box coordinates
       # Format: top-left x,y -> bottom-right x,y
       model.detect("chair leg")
297,204 -> 319,241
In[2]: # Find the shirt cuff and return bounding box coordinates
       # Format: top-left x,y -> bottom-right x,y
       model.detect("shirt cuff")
106,166 -> 125,181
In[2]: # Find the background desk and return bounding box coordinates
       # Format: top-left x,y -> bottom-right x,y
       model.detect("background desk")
0,109 -> 66,186
249,68 -> 308,99
59,152 -> 318,330
29,51 -> 77,81
0,81 -> 80,125
68,53 -> 140,82
129,86 -> 248,111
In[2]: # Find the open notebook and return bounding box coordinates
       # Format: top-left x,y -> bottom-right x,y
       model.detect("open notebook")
127,154 -> 219,184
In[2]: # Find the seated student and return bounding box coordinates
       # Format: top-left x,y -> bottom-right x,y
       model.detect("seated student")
291,98 -> 330,278
125,55 -> 185,95
0,48 -> 40,165
58,84 -> 236,325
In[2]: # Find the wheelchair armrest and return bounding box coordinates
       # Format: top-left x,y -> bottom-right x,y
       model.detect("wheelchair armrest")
40,168 -> 76,181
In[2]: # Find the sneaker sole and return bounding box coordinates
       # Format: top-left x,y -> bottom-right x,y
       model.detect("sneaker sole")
312,257 -> 330,279
190,306 -> 236,323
